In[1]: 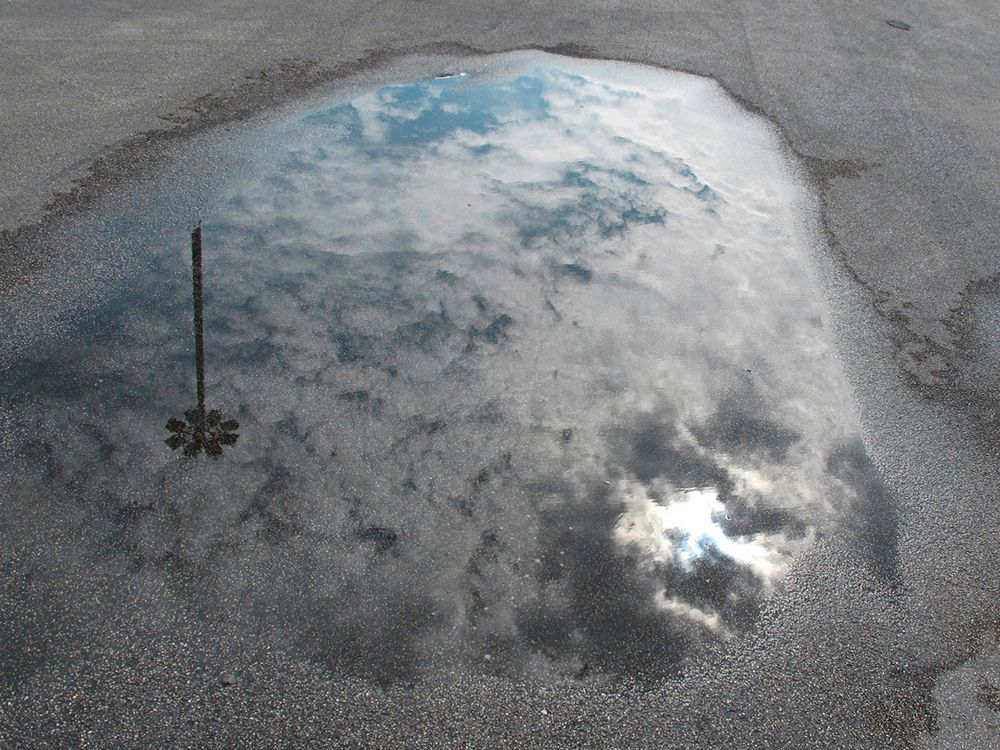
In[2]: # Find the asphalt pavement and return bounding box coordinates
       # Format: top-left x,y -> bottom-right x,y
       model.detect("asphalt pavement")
0,1 -> 998,747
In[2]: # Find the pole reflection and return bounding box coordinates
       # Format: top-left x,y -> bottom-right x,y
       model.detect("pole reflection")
164,225 -> 240,457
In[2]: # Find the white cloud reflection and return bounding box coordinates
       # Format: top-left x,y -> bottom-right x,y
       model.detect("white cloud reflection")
614,478 -> 790,582
0,53 -> 890,681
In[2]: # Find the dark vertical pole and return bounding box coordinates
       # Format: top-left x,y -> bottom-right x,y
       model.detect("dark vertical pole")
191,225 -> 206,419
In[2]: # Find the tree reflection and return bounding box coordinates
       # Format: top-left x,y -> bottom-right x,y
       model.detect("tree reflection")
165,225 -> 239,457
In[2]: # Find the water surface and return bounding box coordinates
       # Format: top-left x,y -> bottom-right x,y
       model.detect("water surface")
0,53 -> 894,684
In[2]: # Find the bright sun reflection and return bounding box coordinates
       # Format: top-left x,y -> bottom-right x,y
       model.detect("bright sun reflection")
613,477 -> 787,582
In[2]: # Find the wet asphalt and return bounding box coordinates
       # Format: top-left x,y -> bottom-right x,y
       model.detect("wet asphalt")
1,1 -> 999,748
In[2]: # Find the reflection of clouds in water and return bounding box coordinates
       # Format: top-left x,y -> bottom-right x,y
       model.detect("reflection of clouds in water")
0,55 -> 895,682
614,481 -> 786,581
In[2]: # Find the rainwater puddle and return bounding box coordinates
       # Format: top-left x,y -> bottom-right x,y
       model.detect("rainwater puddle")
0,52 -> 894,683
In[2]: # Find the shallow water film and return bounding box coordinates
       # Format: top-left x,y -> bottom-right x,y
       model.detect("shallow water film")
0,54 -> 893,684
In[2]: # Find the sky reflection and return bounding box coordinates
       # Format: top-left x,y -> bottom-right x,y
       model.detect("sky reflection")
0,53 -> 895,683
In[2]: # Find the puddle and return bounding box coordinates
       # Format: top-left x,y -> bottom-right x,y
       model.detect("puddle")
0,52 -> 894,683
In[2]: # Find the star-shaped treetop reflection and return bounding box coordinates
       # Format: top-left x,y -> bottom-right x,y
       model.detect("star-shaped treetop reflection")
165,409 -> 239,457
